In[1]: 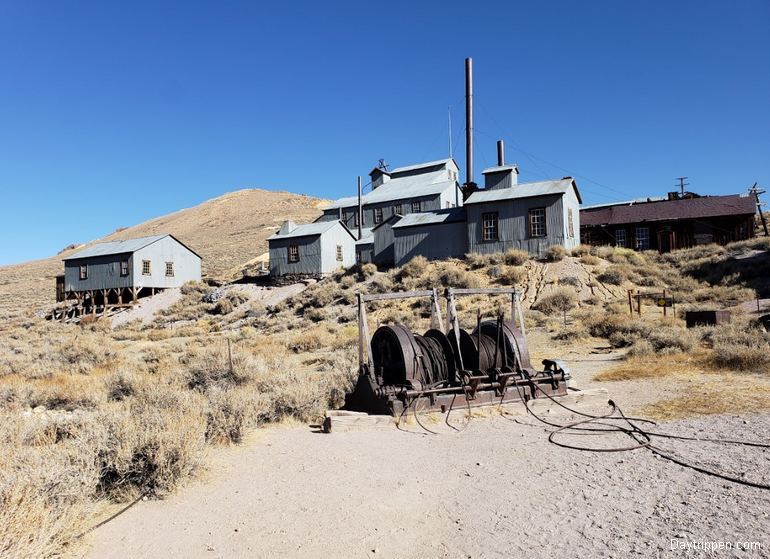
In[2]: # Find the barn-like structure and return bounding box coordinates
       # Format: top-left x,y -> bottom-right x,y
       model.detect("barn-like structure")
57,234 -> 201,311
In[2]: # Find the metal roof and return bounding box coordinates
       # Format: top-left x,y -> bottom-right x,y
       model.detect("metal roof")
581,194 -> 756,227
581,197 -> 666,210
355,227 -> 374,245
390,158 -> 456,175
482,164 -> 519,175
63,234 -> 184,260
392,207 -> 467,229
268,220 -> 348,241
464,178 -> 582,205
325,169 -> 459,210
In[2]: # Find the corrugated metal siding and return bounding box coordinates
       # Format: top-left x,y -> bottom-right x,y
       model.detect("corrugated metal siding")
394,221 -> 468,266
466,194 -> 567,258
269,236 -> 322,276
484,172 -> 515,190
320,226 -> 357,272
373,222 -> 396,266
132,236 -> 202,289
64,253 -> 134,292
562,185 -> 581,251
64,236 -> 201,291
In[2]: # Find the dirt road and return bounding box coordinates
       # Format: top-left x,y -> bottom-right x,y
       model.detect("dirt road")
82,406 -> 770,558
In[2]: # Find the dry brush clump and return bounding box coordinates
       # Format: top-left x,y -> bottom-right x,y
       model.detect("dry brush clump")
532,287 -> 577,316
710,324 -> 770,373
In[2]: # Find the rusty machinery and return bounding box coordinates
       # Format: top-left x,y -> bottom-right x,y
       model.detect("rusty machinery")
344,287 -> 571,416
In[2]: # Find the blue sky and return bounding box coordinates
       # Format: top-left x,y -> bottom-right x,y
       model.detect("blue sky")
1,1 -> 768,265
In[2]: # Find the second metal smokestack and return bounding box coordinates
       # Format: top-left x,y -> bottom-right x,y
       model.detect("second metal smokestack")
497,139 -> 505,167
357,176 -> 363,240
465,57 -> 474,186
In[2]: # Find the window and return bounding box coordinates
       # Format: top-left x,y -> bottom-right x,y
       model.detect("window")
567,208 -> 575,238
529,208 -> 546,237
374,207 -> 383,224
635,227 -> 650,251
411,201 -> 421,213
120,260 -> 129,276
288,245 -> 299,263
615,229 -> 627,248
79,264 -> 88,280
142,260 -> 151,275
394,203 -> 403,215
356,250 -> 361,264
353,212 -> 360,227
482,212 -> 499,241
336,245 -> 343,261
165,261 -> 174,277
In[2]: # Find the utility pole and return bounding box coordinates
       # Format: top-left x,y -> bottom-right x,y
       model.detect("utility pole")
749,182 -> 769,237
675,176 -> 689,197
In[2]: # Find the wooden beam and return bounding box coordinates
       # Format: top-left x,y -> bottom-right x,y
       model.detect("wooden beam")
361,290 -> 434,302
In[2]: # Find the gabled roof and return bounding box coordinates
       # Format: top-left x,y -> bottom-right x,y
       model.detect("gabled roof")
325,170 -> 459,210
482,164 -> 519,175
390,158 -> 456,175
267,220 -> 356,241
371,214 -> 402,232
63,234 -> 201,260
580,194 -> 756,227
355,227 -> 375,246
392,207 -> 467,229
464,178 -> 582,205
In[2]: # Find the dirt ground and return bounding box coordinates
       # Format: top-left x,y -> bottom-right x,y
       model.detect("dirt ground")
79,347 -> 770,559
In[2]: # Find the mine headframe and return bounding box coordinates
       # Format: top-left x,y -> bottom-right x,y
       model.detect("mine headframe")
344,287 -> 571,416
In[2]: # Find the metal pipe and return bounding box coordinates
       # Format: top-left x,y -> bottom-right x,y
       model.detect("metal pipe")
497,139 -> 505,166
357,175 -> 363,240
465,57 -> 474,186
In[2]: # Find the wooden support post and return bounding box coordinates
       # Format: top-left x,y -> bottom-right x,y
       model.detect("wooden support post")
430,288 -> 444,334
514,291 -> 526,341
663,288 -> 667,317
627,290 -> 633,315
357,293 -> 364,367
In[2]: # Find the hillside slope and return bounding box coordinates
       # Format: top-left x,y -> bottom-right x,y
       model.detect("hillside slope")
0,188 -> 326,313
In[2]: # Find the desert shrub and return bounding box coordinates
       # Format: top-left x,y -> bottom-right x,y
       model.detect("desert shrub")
496,265 -> 526,285
648,327 -> 697,353
532,288 -> 577,315
288,327 -> 333,352
545,245 -> 567,262
711,325 -> 770,372
105,371 -> 137,401
571,245 -> 591,257
340,274 -> 357,288
584,312 -> 652,341
211,298 -> 234,315
597,265 -> 630,285
434,266 -> 480,288
558,276 -> 580,286
627,339 -> 654,358
224,290 -> 249,307
465,253 -> 488,270
180,281 -> 210,296
358,263 -> 377,279
487,265 -> 503,279
304,308 -> 326,322
580,254 -> 600,266
184,345 -> 254,391
504,249 -> 529,266
552,322 -> 587,341
306,282 -> 338,308
368,273 -> 394,294
204,388 -> 261,444
399,255 -> 430,279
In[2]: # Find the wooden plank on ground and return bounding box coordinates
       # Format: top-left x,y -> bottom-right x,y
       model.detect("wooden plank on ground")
322,414 -> 394,433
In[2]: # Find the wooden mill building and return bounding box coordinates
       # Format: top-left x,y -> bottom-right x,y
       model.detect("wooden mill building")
57,234 -> 202,310
580,193 -> 757,252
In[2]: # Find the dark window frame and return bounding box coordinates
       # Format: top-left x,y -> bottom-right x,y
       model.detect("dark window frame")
336,245 -> 343,261
79,264 -> 88,280
394,203 -> 403,215
165,261 -> 174,277
481,212 -> 499,242
411,201 -> 421,213
288,245 -> 300,263
529,208 -> 547,237
142,260 -> 151,276
374,207 -> 383,224
120,260 -> 129,276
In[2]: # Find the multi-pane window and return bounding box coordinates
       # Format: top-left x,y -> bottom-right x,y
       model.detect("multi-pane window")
79,265 -> 88,280
615,229 -> 627,248
394,203 -> 403,215
374,207 -> 383,224
567,208 -> 574,238
411,201 -> 421,213
120,260 -> 129,276
165,262 -> 174,277
635,227 -> 650,251
529,208 -> 546,237
336,245 -> 343,261
481,212 -> 499,241
288,245 -> 300,263
142,260 -> 151,275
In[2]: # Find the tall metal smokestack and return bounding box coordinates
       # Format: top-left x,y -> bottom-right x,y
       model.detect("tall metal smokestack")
497,139 -> 505,167
465,57 -> 474,187
357,176 -> 363,240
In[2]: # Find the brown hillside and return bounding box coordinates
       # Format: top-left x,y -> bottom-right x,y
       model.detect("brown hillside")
0,188 -> 326,314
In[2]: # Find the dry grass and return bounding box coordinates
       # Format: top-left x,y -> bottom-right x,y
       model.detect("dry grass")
594,351 -> 706,381
642,379 -> 770,420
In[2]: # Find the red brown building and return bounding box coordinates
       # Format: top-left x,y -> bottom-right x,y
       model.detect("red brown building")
580,192 -> 756,252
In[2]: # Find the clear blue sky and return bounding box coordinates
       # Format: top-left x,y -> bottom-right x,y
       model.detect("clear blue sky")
1,1 -> 768,265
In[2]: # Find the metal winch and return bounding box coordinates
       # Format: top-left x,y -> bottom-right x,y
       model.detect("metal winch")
344,287 -> 571,416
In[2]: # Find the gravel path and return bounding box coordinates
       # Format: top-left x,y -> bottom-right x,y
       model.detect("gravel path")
82,407 -> 770,558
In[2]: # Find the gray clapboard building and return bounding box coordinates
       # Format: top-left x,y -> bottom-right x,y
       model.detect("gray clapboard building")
267,220 -> 356,279
57,234 -> 202,306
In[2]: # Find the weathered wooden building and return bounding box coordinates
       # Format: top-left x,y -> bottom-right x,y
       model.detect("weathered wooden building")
391,207 -> 468,266
58,234 -> 201,306
580,193 -> 756,252
463,176 -> 582,258
267,220 -> 356,278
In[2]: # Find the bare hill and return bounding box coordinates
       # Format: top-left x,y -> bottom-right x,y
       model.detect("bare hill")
0,188 -> 326,313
